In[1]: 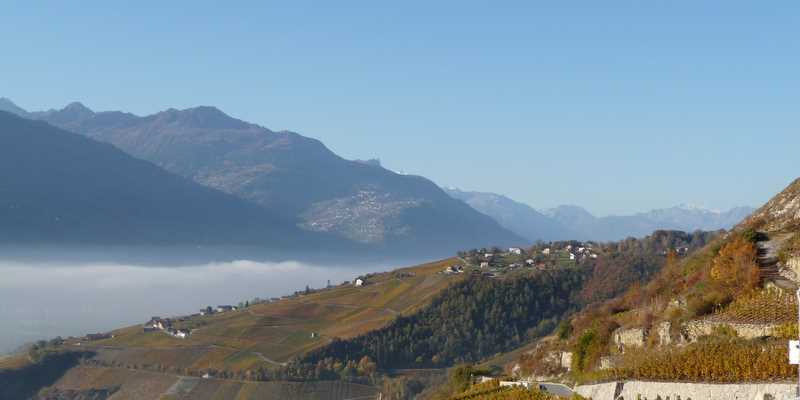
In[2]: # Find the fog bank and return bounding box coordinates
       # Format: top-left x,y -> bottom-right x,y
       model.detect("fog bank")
0,259 -> 395,354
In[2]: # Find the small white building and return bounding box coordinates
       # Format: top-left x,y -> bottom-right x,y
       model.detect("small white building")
174,329 -> 190,339
569,253 -> 576,260
499,381 -> 532,389
508,247 -> 522,255
480,261 -> 489,268
542,248 -> 551,255
525,259 -> 535,265
355,278 -> 364,287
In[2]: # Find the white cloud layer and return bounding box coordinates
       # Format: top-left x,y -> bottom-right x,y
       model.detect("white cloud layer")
0,258 -> 389,354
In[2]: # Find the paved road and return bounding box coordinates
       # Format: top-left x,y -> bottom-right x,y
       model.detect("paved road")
536,382 -> 574,398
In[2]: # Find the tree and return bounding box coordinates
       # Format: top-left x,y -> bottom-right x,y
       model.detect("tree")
710,236 -> 759,293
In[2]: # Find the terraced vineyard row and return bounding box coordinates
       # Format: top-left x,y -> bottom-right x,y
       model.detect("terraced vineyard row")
711,289 -> 797,324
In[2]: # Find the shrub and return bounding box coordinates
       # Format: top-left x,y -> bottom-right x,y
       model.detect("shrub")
556,320 -> 573,340
687,290 -> 732,317
709,236 -> 759,293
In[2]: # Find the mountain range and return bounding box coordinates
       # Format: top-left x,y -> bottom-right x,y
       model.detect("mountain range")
446,188 -> 754,242
0,99 -> 523,256
0,97 -> 755,253
0,110 -> 318,249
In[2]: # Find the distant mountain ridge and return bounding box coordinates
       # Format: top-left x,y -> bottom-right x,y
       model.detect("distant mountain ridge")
0,110 -> 330,249
544,203 -> 754,241
2,98 -> 524,255
445,188 -> 580,241
447,188 -> 753,242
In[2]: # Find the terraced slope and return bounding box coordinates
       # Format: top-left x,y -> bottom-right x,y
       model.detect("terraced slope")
43,365 -> 379,400
70,259 -> 467,375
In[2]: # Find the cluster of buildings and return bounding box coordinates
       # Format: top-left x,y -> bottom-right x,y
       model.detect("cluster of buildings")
539,243 -> 598,262
442,264 -> 466,274
660,246 -> 690,256
143,316 -> 191,339
199,305 -> 238,315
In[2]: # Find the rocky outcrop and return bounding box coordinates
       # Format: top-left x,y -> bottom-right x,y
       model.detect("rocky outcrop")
599,356 -> 617,370
655,321 -> 674,346
560,351 -> 573,370
612,327 -> 646,352
575,380 -> 796,400
738,178 -> 800,232
786,256 -> 800,280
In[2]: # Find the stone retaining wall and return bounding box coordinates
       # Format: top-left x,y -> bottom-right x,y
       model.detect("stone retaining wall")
684,320 -> 778,341
613,327 -> 646,351
575,381 -> 797,400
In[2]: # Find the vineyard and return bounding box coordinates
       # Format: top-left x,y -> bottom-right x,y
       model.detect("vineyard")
609,338 -> 795,382
710,289 -> 797,324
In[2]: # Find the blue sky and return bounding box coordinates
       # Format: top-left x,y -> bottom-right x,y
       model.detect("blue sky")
2,1 -> 798,215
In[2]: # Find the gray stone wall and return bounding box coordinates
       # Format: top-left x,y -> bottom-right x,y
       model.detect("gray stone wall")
684,320 -> 778,342
575,381 -> 797,400
613,327 -> 646,351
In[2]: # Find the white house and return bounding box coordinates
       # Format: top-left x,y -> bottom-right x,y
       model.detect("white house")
499,381 -> 532,389
484,253 -> 494,259
525,259 -> 535,265
355,278 -> 364,287
569,253 -> 576,260
542,248 -> 551,255
174,329 -> 190,339
480,261 -> 489,268
216,305 -> 237,313
508,247 -> 522,255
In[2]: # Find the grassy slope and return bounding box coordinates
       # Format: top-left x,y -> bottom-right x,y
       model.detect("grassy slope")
65,258 -> 466,375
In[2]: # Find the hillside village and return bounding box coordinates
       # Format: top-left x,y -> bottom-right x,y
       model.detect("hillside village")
455,243 -> 600,278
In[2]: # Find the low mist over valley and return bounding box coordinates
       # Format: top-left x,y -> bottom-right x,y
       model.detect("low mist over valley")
0,254 -> 392,355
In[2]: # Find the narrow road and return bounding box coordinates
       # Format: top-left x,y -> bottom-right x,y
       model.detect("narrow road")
253,351 -> 287,367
